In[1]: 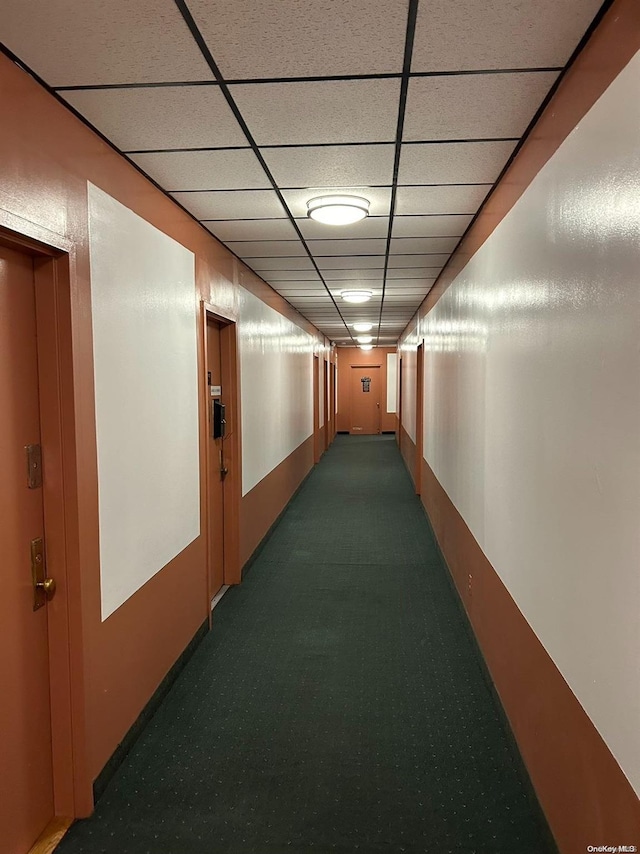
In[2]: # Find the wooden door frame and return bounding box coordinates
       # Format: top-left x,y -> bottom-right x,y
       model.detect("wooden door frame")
323,358 -> 330,451
349,364 -> 382,435
397,354 -> 403,447
329,361 -> 336,443
0,221 -> 86,821
312,355 -> 320,463
201,303 -> 241,619
415,342 -> 424,495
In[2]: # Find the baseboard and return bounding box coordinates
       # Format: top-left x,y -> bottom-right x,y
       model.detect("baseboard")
92,618 -> 209,804
416,496 -> 559,852
241,465 -> 315,580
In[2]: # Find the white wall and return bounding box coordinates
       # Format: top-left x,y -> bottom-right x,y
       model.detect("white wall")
414,51 -> 640,796
88,184 -> 200,620
238,287 -> 314,495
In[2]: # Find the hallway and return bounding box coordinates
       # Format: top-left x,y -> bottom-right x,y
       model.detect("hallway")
57,436 -> 554,854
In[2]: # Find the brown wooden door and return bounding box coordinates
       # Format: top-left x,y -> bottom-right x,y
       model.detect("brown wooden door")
206,318 -> 225,599
0,245 -> 55,853
350,366 -> 381,435
323,359 -> 329,450
415,343 -> 424,494
313,355 -> 320,463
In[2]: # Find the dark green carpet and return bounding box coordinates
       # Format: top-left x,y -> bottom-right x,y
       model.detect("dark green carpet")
58,435 -> 556,854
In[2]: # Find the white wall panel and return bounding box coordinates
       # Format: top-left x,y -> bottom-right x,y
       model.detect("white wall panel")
88,183 -> 200,620
415,52 -> 640,796
386,353 -> 397,413
239,288 -> 314,495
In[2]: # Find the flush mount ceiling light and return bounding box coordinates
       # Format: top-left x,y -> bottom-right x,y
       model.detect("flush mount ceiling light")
356,335 -> 373,344
340,289 -> 373,304
353,322 -> 373,333
359,344 -> 374,351
307,195 -> 370,226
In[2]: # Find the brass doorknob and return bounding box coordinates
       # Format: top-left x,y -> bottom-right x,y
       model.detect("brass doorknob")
36,577 -> 56,598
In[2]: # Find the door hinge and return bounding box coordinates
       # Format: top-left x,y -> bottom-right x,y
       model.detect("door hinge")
25,444 -> 42,489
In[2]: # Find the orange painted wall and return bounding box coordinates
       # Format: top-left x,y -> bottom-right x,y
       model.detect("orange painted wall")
0,52 -> 327,810
336,347 -> 396,433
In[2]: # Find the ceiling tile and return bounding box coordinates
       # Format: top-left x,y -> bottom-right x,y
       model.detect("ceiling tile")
257,270 -> 321,281
264,279 -> 323,290
403,72 -> 558,141
231,79 -> 400,145
398,140 -> 517,184
226,241 -> 306,258
306,239 -> 387,257
0,0 -> 214,86
297,216 -> 390,240
245,256 -> 315,271
171,190 -> 287,220
317,257 -> 386,270
262,145 -> 395,188
411,0 -> 602,72
62,85 -> 246,151
387,254 -> 450,268
387,268 -> 443,279
281,187 -> 392,219
395,184 -> 490,214
322,272 -> 384,283
188,0 -> 408,78
385,279 -> 436,290
391,237 -> 459,254
392,215 -> 473,238
204,219 -> 297,241
130,149 -> 270,191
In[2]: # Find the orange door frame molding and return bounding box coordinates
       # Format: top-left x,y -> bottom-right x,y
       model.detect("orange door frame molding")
0,216 -> 91,820
201,302 -> 242,614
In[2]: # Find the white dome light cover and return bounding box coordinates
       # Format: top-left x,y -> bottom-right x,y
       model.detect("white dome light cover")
356,335 -> 373,344
340,289 -> 373,304
307,195 -> 370,225
359,344 -> 374,351
353,322 -> 373,333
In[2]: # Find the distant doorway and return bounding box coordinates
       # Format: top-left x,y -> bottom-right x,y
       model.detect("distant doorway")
349,366 -> 381,435
203,306 -> 241,610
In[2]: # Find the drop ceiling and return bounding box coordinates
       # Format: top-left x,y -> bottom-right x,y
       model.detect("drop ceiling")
0,0 -> 604,346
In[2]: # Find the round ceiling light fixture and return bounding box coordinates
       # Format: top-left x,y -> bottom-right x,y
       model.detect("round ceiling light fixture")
356,335 -> 373,344
359,344 -> 374,351
340,289 -> 373,304
353,322 -> 373,333
307,195 -> 370,226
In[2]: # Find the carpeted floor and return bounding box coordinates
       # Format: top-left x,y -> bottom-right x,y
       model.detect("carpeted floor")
58,435 -> 556,854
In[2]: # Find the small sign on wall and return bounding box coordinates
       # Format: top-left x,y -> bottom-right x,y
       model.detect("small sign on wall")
361,376 -> 371,392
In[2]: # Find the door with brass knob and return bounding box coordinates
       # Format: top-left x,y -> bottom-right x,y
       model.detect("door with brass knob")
0,245 -> 56,852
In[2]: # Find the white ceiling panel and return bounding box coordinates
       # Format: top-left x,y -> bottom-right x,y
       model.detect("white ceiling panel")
398,140 -> 517,185
322,273 -> 384,284
387,268 -> 442,279
387,254 -> 450,268
188,0 -> 408,78
395,184 -> 490,215
258,270 -> 321,282
297,217 -> 390,240
130,149 -> 270,191
403,72 -> 558,141
392,215 -> 473,238
205,219 -> 297,241
281,187 -> 392,219
262,145 -> 395,188
231,79 -> 400,146
318,257 -> 386,271
171,190 -> 287,220
62,85 -> 246,151
226,241 -> 306,258
306,239 -> 387,257
411,0 -> 602,72
247,256 -> 316,271
0,0 -> 214,86
385,280 -> 436,290
390,237 -> 459,254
